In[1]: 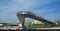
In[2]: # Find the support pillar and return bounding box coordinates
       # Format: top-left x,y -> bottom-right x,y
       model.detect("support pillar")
17,15 -> 26,28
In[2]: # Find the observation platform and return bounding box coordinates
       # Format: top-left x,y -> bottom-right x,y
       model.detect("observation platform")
17,11 -> 55,27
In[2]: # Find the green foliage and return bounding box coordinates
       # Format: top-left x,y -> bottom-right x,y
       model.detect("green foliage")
27,21 -> 32,28
2,23 -> 8,26
31,24 -> 46,28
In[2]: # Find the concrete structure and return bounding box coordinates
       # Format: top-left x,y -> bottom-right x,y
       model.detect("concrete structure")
0,24 -> 3,26
17,11 -> 55,28
33,20 -> 44,24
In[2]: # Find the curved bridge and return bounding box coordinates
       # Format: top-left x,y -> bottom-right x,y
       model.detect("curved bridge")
17,11 -> 55,28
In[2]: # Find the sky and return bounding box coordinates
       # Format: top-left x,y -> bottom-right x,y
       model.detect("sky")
0,0 -> 60,23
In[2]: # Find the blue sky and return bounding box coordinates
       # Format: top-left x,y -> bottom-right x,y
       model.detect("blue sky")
0,0 -> 60,23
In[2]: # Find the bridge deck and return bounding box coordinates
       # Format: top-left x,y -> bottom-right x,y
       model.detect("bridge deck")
0,28 -> 60,31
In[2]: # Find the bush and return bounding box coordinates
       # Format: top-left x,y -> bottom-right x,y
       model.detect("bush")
31,24 -> 46,28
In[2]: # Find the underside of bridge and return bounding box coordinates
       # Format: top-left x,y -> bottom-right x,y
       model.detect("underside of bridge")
17,11 -> 55,28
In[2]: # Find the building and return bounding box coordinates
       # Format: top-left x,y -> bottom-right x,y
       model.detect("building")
33,20 -> 44,24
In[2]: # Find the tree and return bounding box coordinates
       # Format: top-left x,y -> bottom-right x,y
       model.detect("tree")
55,19 -> 60,27
27,21 -> 32,28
